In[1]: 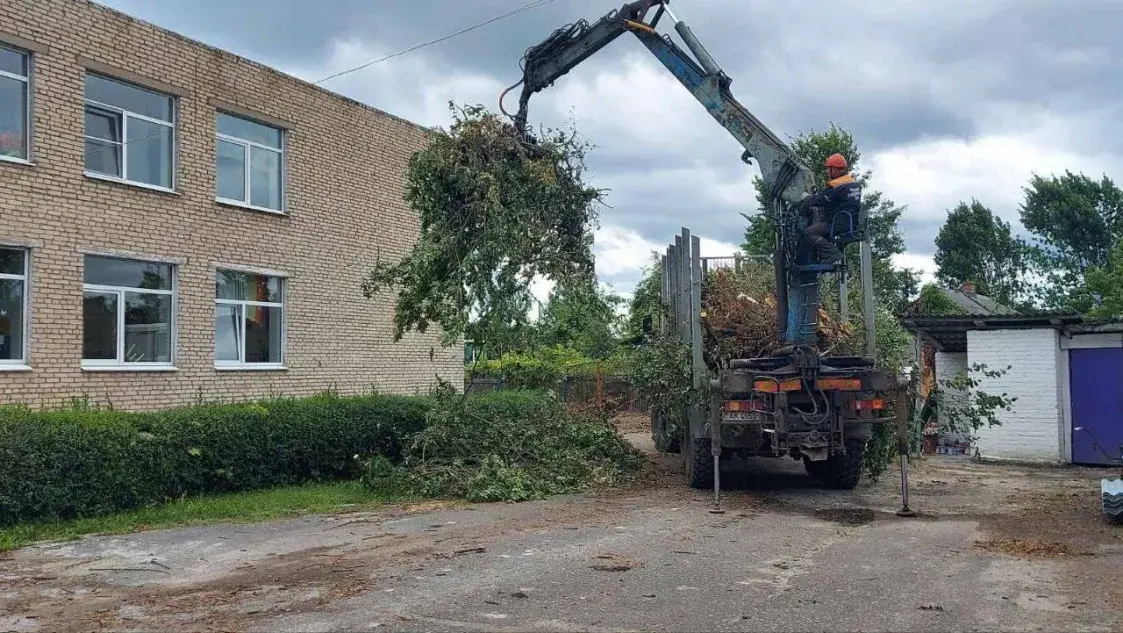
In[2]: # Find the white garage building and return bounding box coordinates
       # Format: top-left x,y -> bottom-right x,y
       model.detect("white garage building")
902,314 -> 1123,467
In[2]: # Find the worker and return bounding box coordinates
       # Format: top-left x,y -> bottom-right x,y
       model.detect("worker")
798,153 -> 861,265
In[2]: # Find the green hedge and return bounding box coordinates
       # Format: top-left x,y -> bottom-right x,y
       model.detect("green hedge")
0,393 -> 432,526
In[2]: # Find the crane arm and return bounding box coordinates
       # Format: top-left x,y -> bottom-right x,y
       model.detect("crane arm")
505,0 -> 815,206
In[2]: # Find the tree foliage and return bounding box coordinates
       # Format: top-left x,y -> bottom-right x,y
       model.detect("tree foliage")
741,123 -> 919,314
362,103 -> 604,346
914,283 -> 969,317
1019,171 -> 1123,309
933,199 -> 1028,307
622,252 -> 666,344
937,363 -> 1017,443
535,278 -> 625,359
467,344 -> 628,389
1066,240 -> 1123,320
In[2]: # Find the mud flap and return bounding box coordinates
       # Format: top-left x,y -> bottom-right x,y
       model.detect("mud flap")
800,446 -> 829,462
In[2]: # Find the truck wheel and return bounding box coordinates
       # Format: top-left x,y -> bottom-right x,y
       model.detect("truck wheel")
807,439 -> 866,490
684,431 -> 714,490
652,413 -> 681,454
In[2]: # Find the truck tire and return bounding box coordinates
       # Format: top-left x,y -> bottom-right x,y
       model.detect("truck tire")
806,439 -> 866,490
684,431 -> 714,489
652,413 -> 681,454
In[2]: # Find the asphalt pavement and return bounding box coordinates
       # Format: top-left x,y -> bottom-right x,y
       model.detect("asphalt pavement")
3,434 -> 1120,632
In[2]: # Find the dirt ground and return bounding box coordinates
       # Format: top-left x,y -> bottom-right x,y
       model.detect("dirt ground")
2,421 -> 1121,632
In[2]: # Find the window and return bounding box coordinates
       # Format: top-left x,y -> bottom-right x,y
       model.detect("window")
0,43 -> 30,162
214,269 -> 284,368
215,112 -> 284,212
83,73 -> 175,189
0,247 -> 28,366
82,255 -> 175,367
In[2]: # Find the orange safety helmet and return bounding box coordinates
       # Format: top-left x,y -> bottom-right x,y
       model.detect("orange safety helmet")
825,153 -> 848,169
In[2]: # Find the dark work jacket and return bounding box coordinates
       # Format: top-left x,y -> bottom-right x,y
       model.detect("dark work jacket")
804,173 -> 862,225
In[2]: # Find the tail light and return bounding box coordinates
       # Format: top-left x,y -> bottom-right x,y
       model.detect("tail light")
854,398 -> 886,410
724,400 -> 767,412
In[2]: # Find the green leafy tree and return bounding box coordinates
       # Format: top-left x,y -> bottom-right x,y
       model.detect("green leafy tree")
741,123 -> 919,314
362,103 -> 603,347
622,252 -> 665,343
938,362 -> 1018,443
1019,171 -> 1123,309
913,283 -> 968,317
1067,240 -> 1123,320
535,277 -> 625,359
933,199 -> 1028,307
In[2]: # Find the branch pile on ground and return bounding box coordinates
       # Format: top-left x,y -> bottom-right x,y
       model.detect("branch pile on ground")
361,389 -> 644,503
700,266 -> 853,364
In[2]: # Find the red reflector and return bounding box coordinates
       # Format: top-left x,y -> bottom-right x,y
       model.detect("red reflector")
815,378 -> 862,391
754,378 -> 801,393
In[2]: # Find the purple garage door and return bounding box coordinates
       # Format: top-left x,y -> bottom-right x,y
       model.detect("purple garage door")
1070,347 -> 1123,466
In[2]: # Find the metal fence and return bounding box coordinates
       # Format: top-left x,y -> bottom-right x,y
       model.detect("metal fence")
700,254 -> 775,287
700,254 -> 770,273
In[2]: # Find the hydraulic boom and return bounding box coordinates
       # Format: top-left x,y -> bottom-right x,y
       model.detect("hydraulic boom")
504,1 -> 891,493
501,0 -> 860,346
505,0 -> 814,208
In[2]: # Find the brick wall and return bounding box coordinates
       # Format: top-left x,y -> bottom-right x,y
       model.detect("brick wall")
0,0 -> 463,410
967,329 -> 1063,462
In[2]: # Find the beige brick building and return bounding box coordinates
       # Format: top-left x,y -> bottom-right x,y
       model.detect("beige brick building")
0,0 -> 463,410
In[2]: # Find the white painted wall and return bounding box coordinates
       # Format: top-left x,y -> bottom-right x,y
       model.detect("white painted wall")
967,328 -> 1063,463
934,351 -> 968,442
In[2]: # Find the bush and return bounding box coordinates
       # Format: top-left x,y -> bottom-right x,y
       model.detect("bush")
0,393 -> 432,526
467,345 -> 630,390
362,389 -> 644,502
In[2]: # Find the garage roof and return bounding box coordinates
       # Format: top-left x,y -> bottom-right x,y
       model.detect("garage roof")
899,313 -> 1085,353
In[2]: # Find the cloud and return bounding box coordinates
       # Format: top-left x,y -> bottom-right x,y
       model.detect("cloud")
891,253 -> 938,288
278,40 -> 507,129
593,224 -> 739,293
97,0 -> 1123,304
868,123 -> 1118,255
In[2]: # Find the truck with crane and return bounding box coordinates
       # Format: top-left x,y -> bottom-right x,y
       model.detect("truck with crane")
502,0 -> 895,493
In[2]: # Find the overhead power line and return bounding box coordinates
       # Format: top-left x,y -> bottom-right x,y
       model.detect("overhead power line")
313,0 -> 558,85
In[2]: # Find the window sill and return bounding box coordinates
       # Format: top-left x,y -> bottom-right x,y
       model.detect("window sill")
85,172 -> 179,196
215,364 -> 287,372
0,155 -> 34,167
0,364 -> 32,372
216,198 -> 287,216
81,364 -> 178,372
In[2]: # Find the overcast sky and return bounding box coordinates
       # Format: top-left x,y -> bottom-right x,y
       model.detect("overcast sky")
100,0 -> 1121,302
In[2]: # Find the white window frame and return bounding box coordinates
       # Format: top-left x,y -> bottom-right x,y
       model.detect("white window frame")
215,112 -> 285,214
0,246 -> 30,369
214,270 -> 286,370
81,256 -> 177,371
0,43 -> 32,165
82,73 -> 176,193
